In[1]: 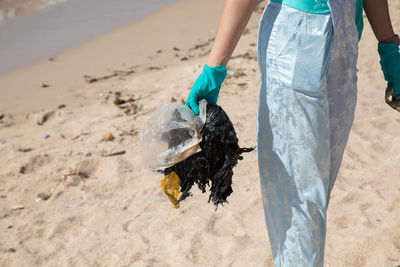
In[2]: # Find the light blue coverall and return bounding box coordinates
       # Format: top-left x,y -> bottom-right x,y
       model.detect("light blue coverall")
256,0 -> 360,265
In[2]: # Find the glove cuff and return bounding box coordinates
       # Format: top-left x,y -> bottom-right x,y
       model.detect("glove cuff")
203,65 -> 227,90
378,42 -> 399,58
378,43 -> 400,96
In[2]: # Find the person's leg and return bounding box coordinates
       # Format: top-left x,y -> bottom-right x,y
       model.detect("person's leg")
257,4 -> 333,266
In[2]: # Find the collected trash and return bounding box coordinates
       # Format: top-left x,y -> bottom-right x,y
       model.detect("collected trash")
140,99 -> 207,170
160,172 -> 180,209
141,100 -> 254,209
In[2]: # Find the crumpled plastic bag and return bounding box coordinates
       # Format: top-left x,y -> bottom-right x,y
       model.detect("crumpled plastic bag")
140,99 -> 207,170
164,104 -> 254,209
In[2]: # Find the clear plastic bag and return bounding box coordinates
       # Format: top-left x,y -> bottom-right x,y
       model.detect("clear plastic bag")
140,100 -> 207,170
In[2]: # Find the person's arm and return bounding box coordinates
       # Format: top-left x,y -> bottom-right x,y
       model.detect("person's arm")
363,0 -> 400,44
185,0 -> 258,114
365,0 -> 400,105
206,0 -> 259,67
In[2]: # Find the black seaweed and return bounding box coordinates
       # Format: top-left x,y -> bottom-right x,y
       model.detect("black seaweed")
164,104 -> 254,209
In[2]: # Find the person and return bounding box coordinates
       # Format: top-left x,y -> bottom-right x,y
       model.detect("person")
184,0 -> 400,266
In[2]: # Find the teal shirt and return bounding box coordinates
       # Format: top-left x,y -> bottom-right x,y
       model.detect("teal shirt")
355,0 -> 364,40
270,0 -> 364,40
270,0 -> 330,14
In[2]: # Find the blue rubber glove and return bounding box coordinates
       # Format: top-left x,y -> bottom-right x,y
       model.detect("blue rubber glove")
378,42 -> 400,98
185,65 -> 227,115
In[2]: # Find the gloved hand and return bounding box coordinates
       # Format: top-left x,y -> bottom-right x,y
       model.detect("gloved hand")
378,42 -> 400,99
185,65 -> 227,115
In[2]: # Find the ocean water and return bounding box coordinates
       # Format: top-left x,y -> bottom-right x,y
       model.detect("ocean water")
0,0 -> 180,75
0,0 -> 70,21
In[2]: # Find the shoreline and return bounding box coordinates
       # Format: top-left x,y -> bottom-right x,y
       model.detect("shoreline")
0,0 -> 261,115
0,0 -> 181,75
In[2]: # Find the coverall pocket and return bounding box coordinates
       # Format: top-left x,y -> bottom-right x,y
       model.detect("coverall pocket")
267,11 -> 333,94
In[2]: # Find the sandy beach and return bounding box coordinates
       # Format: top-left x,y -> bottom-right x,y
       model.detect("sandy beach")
0,0 -> 400,266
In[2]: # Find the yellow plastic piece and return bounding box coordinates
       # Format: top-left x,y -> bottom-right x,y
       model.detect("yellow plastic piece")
160,172 -> 180,208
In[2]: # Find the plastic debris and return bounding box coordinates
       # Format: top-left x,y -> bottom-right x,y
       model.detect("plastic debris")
160,172 -> 180,209
140,99 -> 207,170
164,104 -> 254,209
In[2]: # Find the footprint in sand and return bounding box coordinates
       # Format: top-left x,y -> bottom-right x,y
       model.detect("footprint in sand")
341,190 -> 363,203
187,232 -> 204,264
42,216 -> 82,240
117,158 -> 134,177
387,197 -> 400,212
207,212 -> 246,237
63,159 -> 98,187
74,159 -> 99,177
392,232 -> 400,251
333,215 -> 350,229
20,154 -> 53,175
